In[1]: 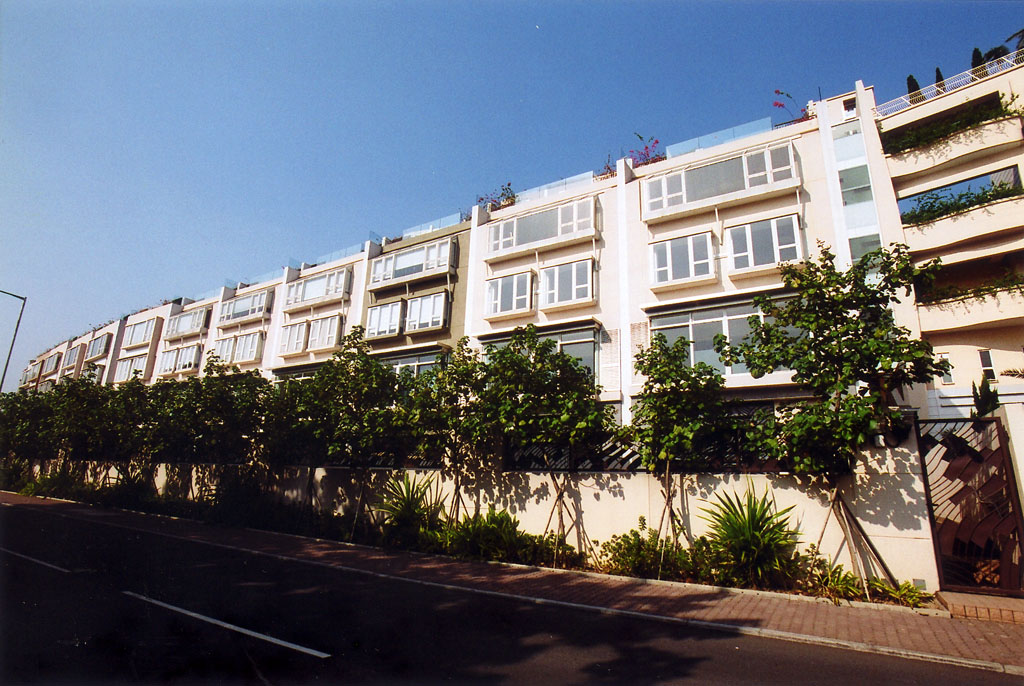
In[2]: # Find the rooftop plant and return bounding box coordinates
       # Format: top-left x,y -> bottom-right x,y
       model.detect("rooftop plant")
477,182 -> 517,211
900,180 -> 1024,225
772,89 -> 809,122
881,94 -> 1021,155
627,133 -> 665,167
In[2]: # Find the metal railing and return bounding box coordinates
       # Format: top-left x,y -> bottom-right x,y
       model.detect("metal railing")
874,48 -> 1024,118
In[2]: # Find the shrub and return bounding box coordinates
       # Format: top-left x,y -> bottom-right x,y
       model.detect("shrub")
701,486 -> 800,589
900,181 -> 1024,225
867,578 -> 933,608
376,472 -> 446,549
799,547 -> 865,603
599,517 -> 688,580
448,507 -> 527,562
0,457 -> 32,492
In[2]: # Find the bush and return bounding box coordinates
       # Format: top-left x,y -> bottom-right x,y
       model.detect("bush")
900,181 -> 1024,225
376,472 -> 446,549
0,457 -> 32,492
701,486 -> 801,589
867,578 -> 933,608
799,547 -> 865,603
598,517 -> 688,580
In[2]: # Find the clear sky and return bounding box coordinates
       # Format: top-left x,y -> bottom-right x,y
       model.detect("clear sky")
1,0 -> 1020,391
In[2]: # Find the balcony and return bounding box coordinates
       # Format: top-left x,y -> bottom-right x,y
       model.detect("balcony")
369,237 -> 455,291
904,195 -> 1024,255
283,267 -> 351,313
217,290 -> 273,328
918,288 -> 1024,333
484,197 -> 597,264
164,308 -> 210,341
886,116 -> 1024,184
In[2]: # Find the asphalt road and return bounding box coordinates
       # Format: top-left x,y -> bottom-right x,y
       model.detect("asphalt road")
1,502 -> 1020,685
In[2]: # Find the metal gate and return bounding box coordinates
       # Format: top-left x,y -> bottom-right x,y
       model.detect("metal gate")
917,417 -> 1024,596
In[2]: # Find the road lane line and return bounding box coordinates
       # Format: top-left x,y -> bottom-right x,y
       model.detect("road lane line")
121,591 -> 331,659
0,547 -> 71,573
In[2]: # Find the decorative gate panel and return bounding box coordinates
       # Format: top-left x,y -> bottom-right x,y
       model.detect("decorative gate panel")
918,417 -> 1024,596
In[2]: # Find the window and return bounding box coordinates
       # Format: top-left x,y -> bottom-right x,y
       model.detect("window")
92,364 -> 105,384
936,353 -> 954,384
176,345 -> 202,371
159,349 -> 178,374
63,346 -> 80,368
386,353 -> 440,377
233,333 -> 263,363
541,259 -> 593,307
367,302 -> 403,337
308,315 -> 341,350
166,309 -> 208,338
370,238 -> 452,285
488,198 -> 593,253
280,322 -> 309,354
85,334 -> 112,361
979,350 -> 996,381
214,337 -> 235,361
486,272 -> 532,316
406,293 -> 448,332
650,303 -> 762,375
114,355 -> 147,382
728,215 -> 800,270
546,329 -> 596,376
839,165 -> 872,206
219,290 -> 270,323
286,268 -> 350,306
652,233 -> 713,284
124,319 -> 156,347
42,354 -> 61,374
646,144 -> 793,214
843,98 -> 857,120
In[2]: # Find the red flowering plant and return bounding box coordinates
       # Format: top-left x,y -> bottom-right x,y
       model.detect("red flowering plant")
628,133 -> 665,167
477,182 -> 517,211
772,89 -> 810,122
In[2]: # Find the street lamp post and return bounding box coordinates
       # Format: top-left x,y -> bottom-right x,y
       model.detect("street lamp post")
0,289 -> 27,393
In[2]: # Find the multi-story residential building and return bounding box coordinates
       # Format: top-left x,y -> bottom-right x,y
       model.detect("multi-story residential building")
112,302 -> 180,385
154,294 -> 217,382
364,215 -> 469,376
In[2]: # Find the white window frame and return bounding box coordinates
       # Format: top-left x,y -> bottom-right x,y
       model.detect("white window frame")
728,215 -> 801,271
387,353 -> 440,378
540,259 -> 593,308
63,346 -> 80,369
124,319 -> 156,347
166,309 -> 208,338
367,302 -> 403,337
308,315 -> 342,350
370,238 -> 453,286
159,349 -> 179,374
219,290 -> 270,323
285,267 -> 351,306
85,334 -> 112,361
280,322 -> 309,355
114,355 -> 147,382
980,350 -> 996,382
645,143 -> 794,215
486,272 -> 533,316
232,332 -> 264,363
488,197 -> 594,254
936,352 -> 954,385
649,303 -> 764,376
42,354 -> 61,374
175,345 -> 202,371
651,233 -> 714,284
214,337 -> 235,362
406,292 -> 448,332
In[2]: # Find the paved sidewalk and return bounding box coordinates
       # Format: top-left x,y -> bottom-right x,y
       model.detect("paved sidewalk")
3,492 -> 1023,676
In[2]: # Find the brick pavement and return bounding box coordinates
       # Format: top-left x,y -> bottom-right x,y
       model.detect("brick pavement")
3,492 -> 1023,675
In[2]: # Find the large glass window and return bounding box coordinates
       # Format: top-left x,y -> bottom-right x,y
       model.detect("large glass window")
839,165 -> 872,206
486,272 -> 532,316
646,144 -> 793,214
386,353 -> 440,377
367,302 -> 403,337
280,322 -> 308,354
370,238 -> 452,285
166,309 -> 208,338
546,329 -> 596,376
114,354 -> 147,382
728,215 -> 800,270
488,198 -> 593,253
286,267 -> 350,306
308,315 -> 341,350
214,337 -> 235,361
63,346 -> 80,369
652,233 -> 713,284
541,260 -> 592,307
159,350 -> 178,374
42,354 -> 61,374
233,333 -> 263,363
219,290 -> 270,323
124,319 -> 156,347
85,333 -> 112,361
406,292 -> 447,332
649,304 -> 762,374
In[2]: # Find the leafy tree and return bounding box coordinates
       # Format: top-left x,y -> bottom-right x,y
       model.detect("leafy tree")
409,338 -> 488,522
306,327 -> 413,531
972,377 -> 1000,417
718,244 -> 949,475
984,45 -> 1010,63
1007,28 -> 1024,52
479,325 -> 613,553
197,358 -> 272,467
0,389 -> 57,469
629,334 -> 736,539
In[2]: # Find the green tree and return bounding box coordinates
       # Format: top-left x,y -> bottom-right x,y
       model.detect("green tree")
972,377 -> 1000,417
906,74 -> 924,104
409,338 -> 488,522
718,244 -> 949,475
306,327 -> 413,532
479,325 -> 613,554
629,334 -> 736,540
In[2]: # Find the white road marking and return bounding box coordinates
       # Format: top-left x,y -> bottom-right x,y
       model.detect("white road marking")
0,547 -> 71,573
121,591 -> 331,659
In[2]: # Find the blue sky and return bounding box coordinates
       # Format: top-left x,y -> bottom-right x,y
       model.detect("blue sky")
1,0 -> 1020,390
